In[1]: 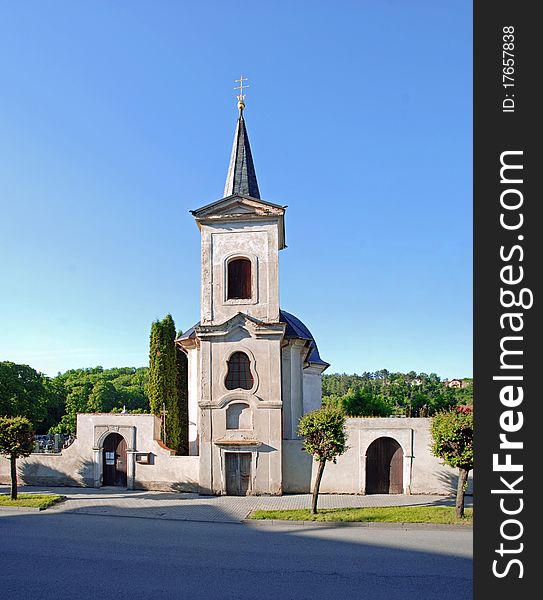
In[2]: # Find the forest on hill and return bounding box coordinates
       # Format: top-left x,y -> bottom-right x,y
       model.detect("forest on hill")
1,361 -> 472,434
0,363 -> 149,434
322,370 -> 472,417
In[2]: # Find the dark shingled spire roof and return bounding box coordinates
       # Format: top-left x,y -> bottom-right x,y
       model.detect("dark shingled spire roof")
223,114 -> 260,199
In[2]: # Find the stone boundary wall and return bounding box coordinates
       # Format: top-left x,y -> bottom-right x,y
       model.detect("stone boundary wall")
0,413 -> 199,492
0,415 -> 474,496
282,417 -> 474,495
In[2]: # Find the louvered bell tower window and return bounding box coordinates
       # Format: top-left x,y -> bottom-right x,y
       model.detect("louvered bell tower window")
225,352 -> 254,390
227,258 -> 251,299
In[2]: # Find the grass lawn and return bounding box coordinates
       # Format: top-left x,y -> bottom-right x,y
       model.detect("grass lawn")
0,493 -> 64,509
249,505 -> 473,525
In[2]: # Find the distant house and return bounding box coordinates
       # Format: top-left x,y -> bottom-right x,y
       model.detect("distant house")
444,379 -> 471,389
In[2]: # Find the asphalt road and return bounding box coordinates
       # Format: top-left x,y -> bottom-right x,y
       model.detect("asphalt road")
0,512 -> 472,600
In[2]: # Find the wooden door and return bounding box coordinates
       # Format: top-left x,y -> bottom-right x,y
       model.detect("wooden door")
102,433 -> 127,487
239,453 -> 251,495
366,437 -> 403,494
388,442 -> 403,494
225,452 -> 252,495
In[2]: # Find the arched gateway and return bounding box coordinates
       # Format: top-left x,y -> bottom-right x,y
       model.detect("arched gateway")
366,437 -> 404,494
102,432 -> 127,487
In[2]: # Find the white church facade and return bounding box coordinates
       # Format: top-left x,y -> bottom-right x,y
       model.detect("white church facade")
1,100 -> 472,497
176,98 -> 329,495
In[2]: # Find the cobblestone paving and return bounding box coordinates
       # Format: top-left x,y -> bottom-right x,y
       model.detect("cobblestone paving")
1,485 -> 471,523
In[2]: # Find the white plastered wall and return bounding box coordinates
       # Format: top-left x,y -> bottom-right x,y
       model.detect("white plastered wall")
282,417 -> 474,495
199,220 -> 280,326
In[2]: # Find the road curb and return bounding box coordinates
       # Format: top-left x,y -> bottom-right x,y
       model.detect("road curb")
242,518 -> 473,531
0,505 -> 45,512
1,505 -> 473,529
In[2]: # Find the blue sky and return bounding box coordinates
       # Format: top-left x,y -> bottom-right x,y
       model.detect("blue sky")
0,1 -> 472,378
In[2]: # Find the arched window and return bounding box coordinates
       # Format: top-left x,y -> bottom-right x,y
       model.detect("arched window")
226,403 -> 252,430
227,258 -> 251,300
225,352 -> 254,390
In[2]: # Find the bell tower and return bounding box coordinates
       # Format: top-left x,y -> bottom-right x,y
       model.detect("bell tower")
177,82 -> 328,494
184,84 -> 286,495
190,94 -> 286,327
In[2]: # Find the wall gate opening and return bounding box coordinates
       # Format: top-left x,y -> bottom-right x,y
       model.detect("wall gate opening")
102,432 -> 127,487
366,437 -> 403,494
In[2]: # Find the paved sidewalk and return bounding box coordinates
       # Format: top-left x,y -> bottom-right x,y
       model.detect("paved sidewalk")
1,485 -> 472,523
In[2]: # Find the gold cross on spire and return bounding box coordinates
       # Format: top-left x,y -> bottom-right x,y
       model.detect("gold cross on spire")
234,75 -> 249,113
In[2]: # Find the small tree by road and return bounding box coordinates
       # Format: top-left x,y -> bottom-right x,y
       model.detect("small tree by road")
431,408 -> 473,518
298,407 -> 347,514
0,416 -> 35,500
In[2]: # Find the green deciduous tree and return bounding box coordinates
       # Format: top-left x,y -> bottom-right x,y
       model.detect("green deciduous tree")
0,361 -> 51,428
87,380 -> 118,413
298,407 -> 347,514
48,367 -> 150,434
41,378 -> 67,433
149,315 -> 181,453
0,416 -> 35,499
343,388 -> 393,417
431,408 -> 474,518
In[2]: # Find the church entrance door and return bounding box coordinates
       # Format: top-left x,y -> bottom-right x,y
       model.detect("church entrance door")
225,452 -> 251,495
366,437 -> 403,494
102,433 -> 127,487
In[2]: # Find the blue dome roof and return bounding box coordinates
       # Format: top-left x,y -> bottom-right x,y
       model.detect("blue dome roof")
178,310 -> 328,368
280,310 -> 328,367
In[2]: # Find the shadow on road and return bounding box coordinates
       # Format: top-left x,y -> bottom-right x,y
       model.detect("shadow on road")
0,496 -> 472,600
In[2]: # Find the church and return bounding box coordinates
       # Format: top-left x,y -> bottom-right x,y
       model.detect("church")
175,90 -> 329,495
1,91 -> 471,498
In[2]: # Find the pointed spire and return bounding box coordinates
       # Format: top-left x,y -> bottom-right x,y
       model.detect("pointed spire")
223,76 -> 260,199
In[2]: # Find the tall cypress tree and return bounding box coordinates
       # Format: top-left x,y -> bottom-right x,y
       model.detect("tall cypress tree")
149,314 -> 180,453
